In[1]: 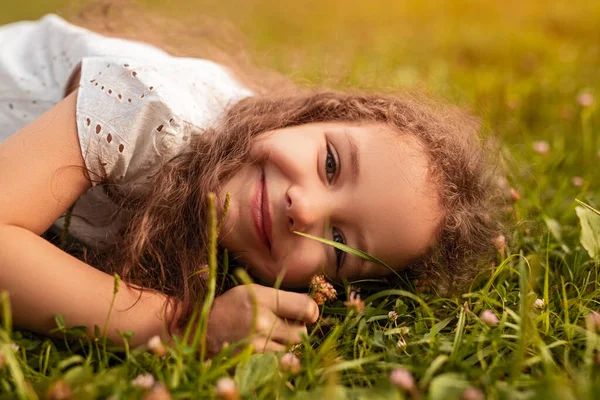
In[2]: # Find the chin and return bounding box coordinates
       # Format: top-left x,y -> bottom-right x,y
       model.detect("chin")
260,270 -> 312,289
226,249 -> 314,289
246,262 -> 305,288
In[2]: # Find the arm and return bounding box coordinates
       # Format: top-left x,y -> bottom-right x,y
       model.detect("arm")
0,90 -> 175,346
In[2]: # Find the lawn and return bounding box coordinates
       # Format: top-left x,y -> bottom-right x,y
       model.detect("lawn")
1,0 -> 600,399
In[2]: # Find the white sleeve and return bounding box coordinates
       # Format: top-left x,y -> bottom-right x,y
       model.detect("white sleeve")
75,55 -> 253,191
0,14 -> 173,143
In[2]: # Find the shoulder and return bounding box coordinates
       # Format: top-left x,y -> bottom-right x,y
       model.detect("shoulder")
74,55 -> 253,188
78,55 -> 253,125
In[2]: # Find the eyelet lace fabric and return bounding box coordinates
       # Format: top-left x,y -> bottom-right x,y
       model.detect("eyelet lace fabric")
0,14 -> 253,248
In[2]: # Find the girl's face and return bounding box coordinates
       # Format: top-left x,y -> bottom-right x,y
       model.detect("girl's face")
218,122 -> 444,287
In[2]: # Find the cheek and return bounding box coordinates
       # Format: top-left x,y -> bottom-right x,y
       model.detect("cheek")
276,244 -> 327,288
252,133 -> 316,163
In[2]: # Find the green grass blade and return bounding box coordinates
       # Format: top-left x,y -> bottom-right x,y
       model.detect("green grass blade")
294,231 -> 397,276
575,199 -> 600,217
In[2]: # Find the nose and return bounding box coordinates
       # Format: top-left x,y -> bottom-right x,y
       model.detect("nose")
285,186 -> 327,233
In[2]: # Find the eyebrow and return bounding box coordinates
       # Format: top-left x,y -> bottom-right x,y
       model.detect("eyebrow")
343,131 -> 366,273
345,133 -> 360,186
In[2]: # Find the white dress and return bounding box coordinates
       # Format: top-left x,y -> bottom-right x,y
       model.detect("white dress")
0,14 -> 253,248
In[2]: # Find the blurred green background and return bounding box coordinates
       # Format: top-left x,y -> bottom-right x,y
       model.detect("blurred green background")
3,0 -> 598,123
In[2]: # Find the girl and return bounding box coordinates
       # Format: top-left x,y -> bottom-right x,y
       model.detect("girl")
0,3 -> 505,355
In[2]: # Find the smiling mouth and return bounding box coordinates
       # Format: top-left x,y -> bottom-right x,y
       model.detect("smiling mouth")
253,170 -> 271,250
262,172 -> 273,250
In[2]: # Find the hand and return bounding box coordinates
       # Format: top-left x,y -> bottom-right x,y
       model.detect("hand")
206,284 -> 319,355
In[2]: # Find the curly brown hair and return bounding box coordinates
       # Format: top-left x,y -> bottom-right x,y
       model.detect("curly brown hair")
88,89 -> 505,330
63,0 -> 507,330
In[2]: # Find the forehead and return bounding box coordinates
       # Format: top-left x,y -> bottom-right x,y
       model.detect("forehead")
331,122 -> 443,276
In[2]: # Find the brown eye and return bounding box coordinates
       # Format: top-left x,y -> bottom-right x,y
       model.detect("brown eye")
332,228 -> 346,271
325,143 -> 338,183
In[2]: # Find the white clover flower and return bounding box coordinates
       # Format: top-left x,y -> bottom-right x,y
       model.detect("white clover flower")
492,235 -> 506,254
279,352 -> 301,375
510,188 -> 521,202
480,310 -> 499,326
47,380 -> 72,400
147,335 -> 167,357
578,92 -> 594,107
132,373 -> 155,389
143,383 -> 172,400
587,311 -> 600,331
388,311 -> 399,321
572,176 -> 584,187
215,377 -> 239,400
532,140 -> 550,154
389,368 -> 415,391
461,387 -> 485,400
533,298 -> 545,310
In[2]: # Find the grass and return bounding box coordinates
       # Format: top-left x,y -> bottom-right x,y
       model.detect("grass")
1,0 -> 600,398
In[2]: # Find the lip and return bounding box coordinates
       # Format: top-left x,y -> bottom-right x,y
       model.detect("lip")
262,172 -> 273,249
252,170 -> 272,250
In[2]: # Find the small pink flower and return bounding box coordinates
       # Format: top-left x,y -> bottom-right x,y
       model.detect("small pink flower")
309,275 -> 338,305
388,311 -> 399,321
577,92 -> 595,107
344,291 -> 365,314
142,383 -> 172,400
510,188 -> 521,202
0,343 -> 19,371
47,380 -> 72,400
461,387 -> 485,400
389,368 -> 415,391
533,298 -> 544,310
132,374 -> 155,389
313,293 -> 325,306
147,336 -> 168,357
215,377 -> 239,400
480,310 -> 499,326
587,311 -> 600,331
571,176 -> 584,187
279,352 -> 301,375
492,235 -> 506,254
532,140 -> 550,154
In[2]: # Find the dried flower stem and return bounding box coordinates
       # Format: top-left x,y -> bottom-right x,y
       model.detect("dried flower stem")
195,193 -> 218,364
217,192 -> 230,233
60,203 -> 76,250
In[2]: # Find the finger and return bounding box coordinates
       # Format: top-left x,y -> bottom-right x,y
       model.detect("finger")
269,321 -> 308,345
250,338 -> 286,353
254,312 -> 307,345
254,286 -> 320,324
274,293 -> 319,324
